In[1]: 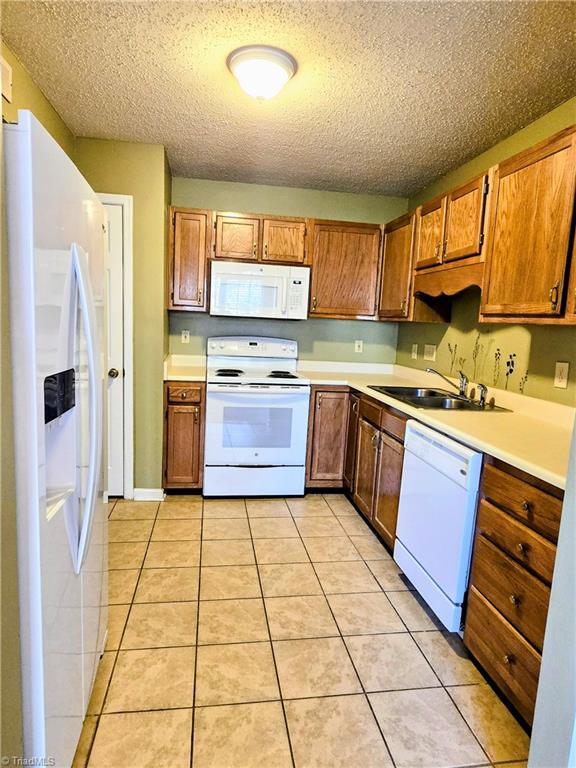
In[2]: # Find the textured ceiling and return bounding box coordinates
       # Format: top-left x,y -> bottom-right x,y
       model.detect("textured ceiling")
2,1 -> 576,196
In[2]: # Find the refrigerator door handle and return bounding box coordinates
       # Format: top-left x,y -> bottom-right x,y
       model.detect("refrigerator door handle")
72,243 -> 102,574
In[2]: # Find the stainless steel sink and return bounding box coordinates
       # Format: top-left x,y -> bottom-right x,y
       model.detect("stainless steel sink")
368,385 -> 510,412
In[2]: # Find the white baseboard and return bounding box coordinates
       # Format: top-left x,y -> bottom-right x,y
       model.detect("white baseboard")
133,488 -> 165,502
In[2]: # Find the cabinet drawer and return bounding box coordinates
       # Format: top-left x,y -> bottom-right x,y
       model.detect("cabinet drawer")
464,586 -> 540,725
167,385 -> 203,404
482,464 -> 562,541
476,499 -> 556,584
380,407 -> 407,442
359,398 -> 382,428
470,535 -> 550,651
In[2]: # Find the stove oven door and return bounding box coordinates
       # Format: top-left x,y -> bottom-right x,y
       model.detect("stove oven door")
205,384 -> 310,467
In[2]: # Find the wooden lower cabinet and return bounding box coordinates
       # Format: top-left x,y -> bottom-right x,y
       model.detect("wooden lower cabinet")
164,382 -> 205,488
464,457 -> 563,725
373,432 -> 404,549
306,386 -> 349,487
343,394 -> 359,491
352,417 -> 380,519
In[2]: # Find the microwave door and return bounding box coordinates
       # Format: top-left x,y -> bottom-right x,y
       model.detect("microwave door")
211,274 -> 286,318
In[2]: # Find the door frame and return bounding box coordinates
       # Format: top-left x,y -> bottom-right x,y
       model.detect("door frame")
98,193 -> 134,500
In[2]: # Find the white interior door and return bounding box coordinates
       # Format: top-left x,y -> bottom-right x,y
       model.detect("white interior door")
104,203 -> 124,495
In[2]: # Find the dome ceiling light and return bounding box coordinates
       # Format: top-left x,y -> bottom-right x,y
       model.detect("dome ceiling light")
227,45 -> 297,100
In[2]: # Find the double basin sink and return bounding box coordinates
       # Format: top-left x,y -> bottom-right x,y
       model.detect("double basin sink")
368,386 -> 507,411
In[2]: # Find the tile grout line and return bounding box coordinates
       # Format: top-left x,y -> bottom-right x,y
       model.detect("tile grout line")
189,497 -> 206,768
289,505 -> 400,768
246,505 -> 297,768
83,500 -> 161,766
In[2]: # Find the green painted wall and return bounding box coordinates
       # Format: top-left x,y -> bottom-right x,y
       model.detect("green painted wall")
398,97 -> 576,407
172,177 -> 407,223
170,176 -> 406,365
75,139 -> 168,489
396,290 -> 576,406
170,314 -> 398,364
1,41 -> 79,759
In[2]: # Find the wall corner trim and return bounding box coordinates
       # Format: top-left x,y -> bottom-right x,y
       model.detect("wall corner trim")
133,488 -> 166,502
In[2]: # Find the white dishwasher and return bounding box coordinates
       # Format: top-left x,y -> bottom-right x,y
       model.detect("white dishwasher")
394,420 -> 483,632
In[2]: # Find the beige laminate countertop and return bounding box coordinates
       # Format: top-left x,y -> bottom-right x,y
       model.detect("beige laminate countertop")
164,360 -> 573,490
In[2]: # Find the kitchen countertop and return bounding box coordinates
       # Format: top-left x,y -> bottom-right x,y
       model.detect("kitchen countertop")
164,356 -> 574,490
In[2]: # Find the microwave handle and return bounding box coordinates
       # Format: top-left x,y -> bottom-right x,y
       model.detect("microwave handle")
281,277 -> 288,316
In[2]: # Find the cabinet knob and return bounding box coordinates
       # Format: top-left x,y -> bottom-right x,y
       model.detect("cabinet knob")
193,406 -> 199,423
400,297 -> 407,312
312,296 -> 317,311
197,289 -> 203,303
180,392 -> 188,399
516,542 -> 528,555
434,243 -> 441,261
371,433 -> 379,449
509,594 -> 520,606
253,242 -> 257,257
503,654 -> 514,665
521,500 -> 531,513
317,394 -> 322,409
264,242 -> 268,256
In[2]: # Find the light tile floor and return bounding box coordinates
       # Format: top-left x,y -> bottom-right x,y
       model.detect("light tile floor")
74,494 -> 530,768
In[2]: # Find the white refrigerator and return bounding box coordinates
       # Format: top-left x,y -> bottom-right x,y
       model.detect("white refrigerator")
5,111 -> 108,767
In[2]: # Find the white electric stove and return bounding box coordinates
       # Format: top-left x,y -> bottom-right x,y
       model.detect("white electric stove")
204,336 -> 311,496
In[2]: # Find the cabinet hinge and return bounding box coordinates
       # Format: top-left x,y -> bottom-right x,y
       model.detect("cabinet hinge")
479,233 -> 485,248
171,291 -> 174,302
483,178 -> 489,196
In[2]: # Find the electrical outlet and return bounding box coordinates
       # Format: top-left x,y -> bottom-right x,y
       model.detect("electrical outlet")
554,361 -> 569,389
411,344 -> 418,360
354,340 -> 363,353
423,344 -> 437,362
181,330 -> 190,344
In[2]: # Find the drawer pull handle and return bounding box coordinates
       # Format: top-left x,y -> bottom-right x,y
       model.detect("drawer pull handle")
516,542 -> 528,555
193,407 -> 199,423
503,654 -> 515,665
180,392 -> 188,399
521,500 -> 531,512
509,594 -> 521,606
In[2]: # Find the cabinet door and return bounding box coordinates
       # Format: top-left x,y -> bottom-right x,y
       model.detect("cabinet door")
379,214 -> 415,318
352,419 -> 379,521
373,433 -> 404,549
443,174 -> 488,263
309,390 -> 349,482
343,394 -> 360,491
262,218 -> 306,263
414,197 -> 447,269
215,215 -> 260,260
310,223 -> 381,316
482,129 -> 576,317
172,211 -> 208,309
165,405 -> 202,485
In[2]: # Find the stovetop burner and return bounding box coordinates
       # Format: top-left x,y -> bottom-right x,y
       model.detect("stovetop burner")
216,368 -> 244,377
268,370 -> 298,379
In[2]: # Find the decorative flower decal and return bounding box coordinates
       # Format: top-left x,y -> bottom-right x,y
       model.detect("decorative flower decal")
519,370 -> 529,394
493,348 -> 502,386
505,353 -> 517,390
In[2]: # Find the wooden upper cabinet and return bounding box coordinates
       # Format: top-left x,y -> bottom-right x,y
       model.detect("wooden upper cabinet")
481,128 -> 576,317
215,214 -> 260,260
307,388 -> 349,485
414,196 -> 447,269
310,221 -> 381,317
379,214 -> 415,318
443,174 -> 489,262
262,218 -> 306,263
170,209 -> 209,310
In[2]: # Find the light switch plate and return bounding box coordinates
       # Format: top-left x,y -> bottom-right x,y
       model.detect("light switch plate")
554,361 -> 569,389
423,344 -> 437,362
411,344 -> 418,360
181,330 -> 190,344
354,340 -> 363,353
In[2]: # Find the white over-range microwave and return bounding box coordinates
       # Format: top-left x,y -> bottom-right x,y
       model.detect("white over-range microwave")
209,261 -> 310,320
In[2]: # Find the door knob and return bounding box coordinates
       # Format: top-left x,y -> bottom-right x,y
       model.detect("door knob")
108,368 -> 120,379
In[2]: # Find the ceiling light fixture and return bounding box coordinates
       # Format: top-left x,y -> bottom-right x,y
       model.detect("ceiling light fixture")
227,45 -> 297,100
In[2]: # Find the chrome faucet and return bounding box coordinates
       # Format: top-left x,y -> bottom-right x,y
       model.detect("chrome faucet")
426,368 -> 469,398
477,383 -> 488,409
